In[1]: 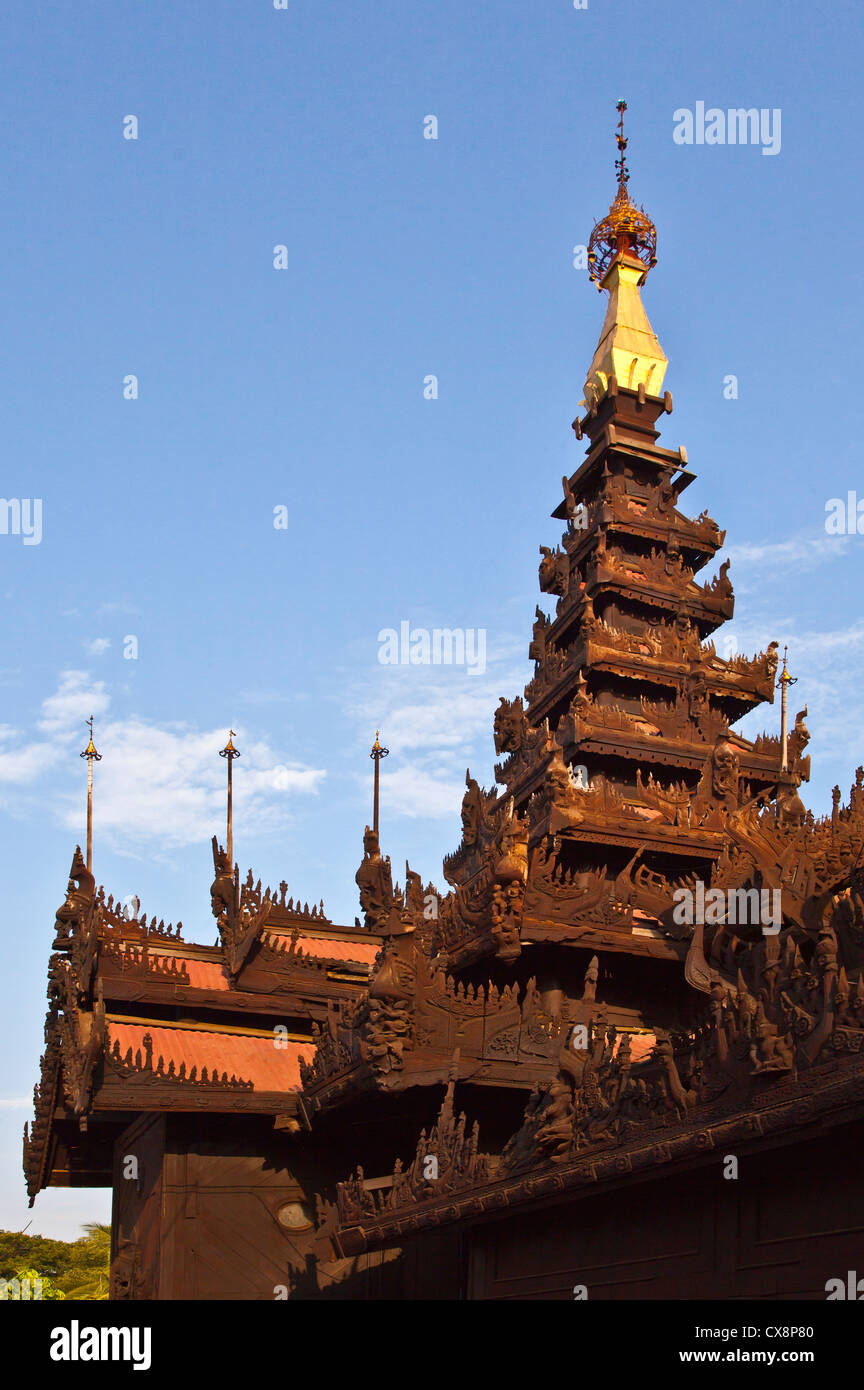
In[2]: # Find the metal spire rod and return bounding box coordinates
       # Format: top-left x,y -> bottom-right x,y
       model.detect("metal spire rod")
776,646 -> 798,773
79,715 -> 102,873
370,730 -> 389,836
615,98 -> 629,186
219,731 -> 241,866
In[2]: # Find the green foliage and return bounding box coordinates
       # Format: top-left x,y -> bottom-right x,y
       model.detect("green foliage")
0,1222 -> 110,1300
0,1230 -> 70,1280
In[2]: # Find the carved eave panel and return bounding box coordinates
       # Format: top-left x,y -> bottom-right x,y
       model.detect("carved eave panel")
23,1029 -> 63,1203
519,915 -> 685,960
300,958 -> 579,1120
97,932 -> 375,1019
442,842 -> 500,892
301,1047 -> 556,1122
562,513 -> 722,576
526,812 -> 725,859
527,641 -> 687,716
557,728 -> 706,772
441,939 -> 497,971
231,943 -> 373,998
700,669 -> 775,709
525,650 -> 760,726
95,1034 -> 310,1115
587,570 -> 732,630
98,967 -> 368,1019
558,439 -> 686,511
93,1073 -> 298,1116
496,755 -> 552,813
332,1053 -> 864,1257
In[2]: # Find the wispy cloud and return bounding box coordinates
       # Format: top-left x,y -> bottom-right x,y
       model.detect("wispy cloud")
344,633 -> 531,819
54,719 -> 326,851
0,740 -> 63,786
725,618 -> 864,780
724,534 -> 851,595
384,763 -> 466,819
0,672 -> 326,855
37,670 -> 110,735
95,601 -> 141,618
727,534 -> 850,571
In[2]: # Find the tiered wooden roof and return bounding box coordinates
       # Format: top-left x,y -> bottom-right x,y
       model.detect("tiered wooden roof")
23,843 -> 380,1203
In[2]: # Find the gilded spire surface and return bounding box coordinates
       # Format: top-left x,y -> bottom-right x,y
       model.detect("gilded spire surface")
583,101 -> 667,407
587,100 -> 657,288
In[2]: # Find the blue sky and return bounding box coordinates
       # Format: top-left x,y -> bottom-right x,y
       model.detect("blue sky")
2,0 -> 863,1239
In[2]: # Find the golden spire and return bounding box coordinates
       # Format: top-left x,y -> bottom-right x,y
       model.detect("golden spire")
583,100 -> 667,407
587,101 -> 657,288
776,647 -> 798,773
369,730 -> 389,836
79,715 -> 102,873
219,730 -> 241,867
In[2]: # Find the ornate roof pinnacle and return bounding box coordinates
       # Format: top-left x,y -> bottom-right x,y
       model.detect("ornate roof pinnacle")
369,731 -> 389,837
370,730 -> 389,761
219,730 -> 240,759
777,645 -> 796,688
79,715 -> 102,762
587,100 -> 657,291
776,646 -> 798,775
614,97 -> 630,187
582,102 -> 667,408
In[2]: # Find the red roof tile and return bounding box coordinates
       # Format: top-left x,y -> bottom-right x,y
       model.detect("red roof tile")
625,1032 -> 658,1063
108,1021 -> 310,1092
148,957 -> 229,990
264,933 -> 379,965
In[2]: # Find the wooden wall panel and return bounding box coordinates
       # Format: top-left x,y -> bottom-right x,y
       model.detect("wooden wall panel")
466,1125 -> 864,1301
153,1118 -> 463,1300
159,1129 -> 317,1300
467,1167 -> 717,1300
109,1114 -> 165,1301
732,1133 -> 864,1299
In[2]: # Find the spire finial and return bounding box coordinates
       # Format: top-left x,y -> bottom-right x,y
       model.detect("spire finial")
776,647 -> 798,773
587,99 -> 657,290
369,731 -> 389,836
79,716 -> 102,873
582,101 -> 667,407
777,645 -> 795,686
615,98 -> 629,188
81,714 -> 101,760
219,731 -> 241,867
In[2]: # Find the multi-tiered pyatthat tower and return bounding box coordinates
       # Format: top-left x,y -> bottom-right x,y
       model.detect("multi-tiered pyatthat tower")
316,113 -> 864,1289
300,107 -> 818,1149
438,102 -> 789,982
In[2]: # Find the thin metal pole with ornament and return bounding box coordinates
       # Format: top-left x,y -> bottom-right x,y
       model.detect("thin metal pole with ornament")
79,716 -> 102,873
219,731 -> 241,866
